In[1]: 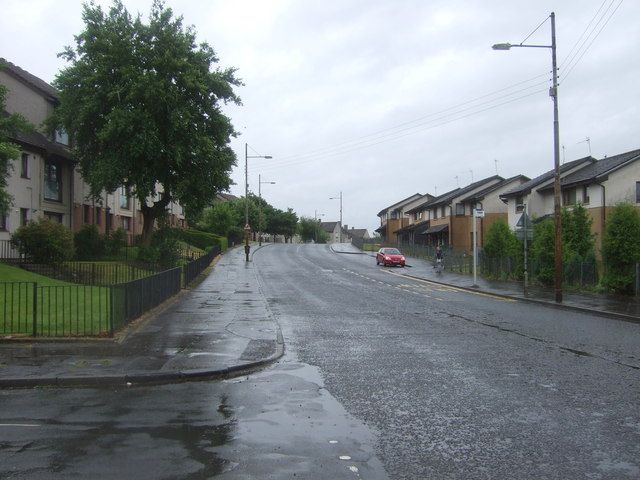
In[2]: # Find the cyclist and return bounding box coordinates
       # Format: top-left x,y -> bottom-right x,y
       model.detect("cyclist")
435,246 -> 443,273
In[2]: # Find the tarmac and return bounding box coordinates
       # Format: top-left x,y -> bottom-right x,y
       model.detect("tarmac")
1,243 -> 638,388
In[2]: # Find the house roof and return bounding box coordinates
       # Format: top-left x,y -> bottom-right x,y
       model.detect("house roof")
377,193 -> 423,217
1,58 -> 59,101
10,126 -> 72,160
394,220 -> 429,234
406,187 -> 460,213
406,175 -> 503,213
538,148 -> 640,191
500,156 -> 596,198
460,175 -> 530,203
215,192 -> 238,202
320,221 -> 340,233
346,228 -> 368,238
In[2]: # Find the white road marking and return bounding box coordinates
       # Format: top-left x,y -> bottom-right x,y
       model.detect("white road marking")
0,423 -> 41,427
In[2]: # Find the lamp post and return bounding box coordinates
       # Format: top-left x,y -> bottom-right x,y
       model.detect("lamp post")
329,191 -> 343,243
493,11 -> 562,303
258,174 -> 276,246
244,143 -> 272,262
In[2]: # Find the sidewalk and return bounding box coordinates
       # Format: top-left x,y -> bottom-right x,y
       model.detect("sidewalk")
0,246 -> 283,388
332,243 -> 640,321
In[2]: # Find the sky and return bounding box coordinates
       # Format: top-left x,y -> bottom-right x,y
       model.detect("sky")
1,0 -> 638,234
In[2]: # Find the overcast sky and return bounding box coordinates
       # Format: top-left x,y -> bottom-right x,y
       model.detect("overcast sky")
1,0 -> 637,234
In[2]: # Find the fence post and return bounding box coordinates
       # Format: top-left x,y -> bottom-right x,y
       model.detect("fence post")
109,285 -> 115,337
32,282 -> 37,337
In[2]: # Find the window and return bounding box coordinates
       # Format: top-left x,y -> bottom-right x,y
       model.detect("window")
106,212 -> 113,230
95,207 -> 102,226
562,188 -> 576,206
636,182 -> 640,203
515,196 -> 524,213
83,205 -> 91,223
455,203 -> 465,216
120,186 -> 130,209
0,214 -> 6,231
21,153 -> 29,178
44,159 -> 62,201
44,211 -> 63,223
583,185 -> 590,205
441,206 -> 446,218
433,208 -> 438,220
122,216 -> 131,231
55,129 -> 69,146
20,208 -> 29,226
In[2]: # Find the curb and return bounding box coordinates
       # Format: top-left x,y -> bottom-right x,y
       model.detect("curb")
0,327 -> 286,389
399,272 -> 640,324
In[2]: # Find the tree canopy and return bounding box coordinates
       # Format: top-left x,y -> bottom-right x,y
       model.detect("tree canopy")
52,0 -> 241,242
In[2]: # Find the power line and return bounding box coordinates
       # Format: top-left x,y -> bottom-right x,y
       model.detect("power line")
560,0 -> 623,84
271,72 -> 550,163
559,0 -> 609,70
259,87 -> 548,171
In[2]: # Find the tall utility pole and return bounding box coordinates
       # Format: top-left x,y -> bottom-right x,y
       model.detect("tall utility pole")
244,143 -> 272,262
492,11 -> 562,302
330,191 -> 343,243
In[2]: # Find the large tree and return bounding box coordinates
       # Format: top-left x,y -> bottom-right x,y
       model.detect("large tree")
0,82 -> 32,216
53,1 -> 241,243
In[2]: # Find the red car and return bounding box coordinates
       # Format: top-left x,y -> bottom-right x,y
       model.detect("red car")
376,247 -> 406,267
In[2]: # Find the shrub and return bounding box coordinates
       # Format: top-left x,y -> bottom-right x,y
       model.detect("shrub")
601,203 -> 640,294
11,217 -> 74,264
172,228 -> 225,251
74,224 -> 105,260
105,228 -> 127,256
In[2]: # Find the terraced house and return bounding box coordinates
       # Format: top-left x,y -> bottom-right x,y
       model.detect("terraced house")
0,59 -> 186,246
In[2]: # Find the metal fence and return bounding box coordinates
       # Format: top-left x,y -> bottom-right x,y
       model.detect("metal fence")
20,262 -> 157,286
0,245 -> 222,337
0,240 -> 22,261
395,242 -> 605,288
1,282 -> 110,336
110,267 -> 182,332
183,245 -> 221,287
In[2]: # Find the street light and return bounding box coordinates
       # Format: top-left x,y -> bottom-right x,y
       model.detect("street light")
329,191 -> 343,243
258,174 -> 276,246
493,11 -> 562,303
244,143 -> 272,262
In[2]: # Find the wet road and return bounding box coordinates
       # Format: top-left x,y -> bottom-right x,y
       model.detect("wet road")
2,243 -> 639,479
255,243 -> 640,479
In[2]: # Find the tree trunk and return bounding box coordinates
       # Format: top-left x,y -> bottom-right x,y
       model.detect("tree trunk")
139,193 -> 171,246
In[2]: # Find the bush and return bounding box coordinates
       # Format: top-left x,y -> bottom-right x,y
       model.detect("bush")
105,228 -> 127,256
136,228 -> 181,269
74,224 -> 105,260
601,203 -> 640,294
11,217 -> 74,264
172,228 -> 225,251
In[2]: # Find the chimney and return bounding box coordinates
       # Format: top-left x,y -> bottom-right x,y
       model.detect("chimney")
344,224 -> 348,230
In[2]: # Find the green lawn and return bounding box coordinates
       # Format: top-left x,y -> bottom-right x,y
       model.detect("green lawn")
1,263 -> 112,337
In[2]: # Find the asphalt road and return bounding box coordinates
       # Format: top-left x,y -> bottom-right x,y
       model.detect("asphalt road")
255,243 -> 640,479
1,243 -> 639,479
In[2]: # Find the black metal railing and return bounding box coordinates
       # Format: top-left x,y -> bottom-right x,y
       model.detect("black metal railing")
183,245 -> 220,287
20,262 -> 157,286
110,267 -> 182,332
0,245 -> 223,337
0,239 -> 22,261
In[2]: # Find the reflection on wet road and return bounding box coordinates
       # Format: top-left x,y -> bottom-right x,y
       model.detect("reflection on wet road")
256,243 -> 640,479
0,360 -> 387,479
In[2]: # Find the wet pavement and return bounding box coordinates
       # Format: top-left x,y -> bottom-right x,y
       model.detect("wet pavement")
1,243 -> 638,388
0,246 -> 283,388
333,243 -> 640,321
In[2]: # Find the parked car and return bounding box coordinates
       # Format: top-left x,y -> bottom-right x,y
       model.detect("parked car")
376,247 -> 406,267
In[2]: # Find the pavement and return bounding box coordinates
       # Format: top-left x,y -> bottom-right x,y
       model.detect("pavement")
0,245 -> 283,388
1,242 -> 638,388
332,242 -> 640,321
